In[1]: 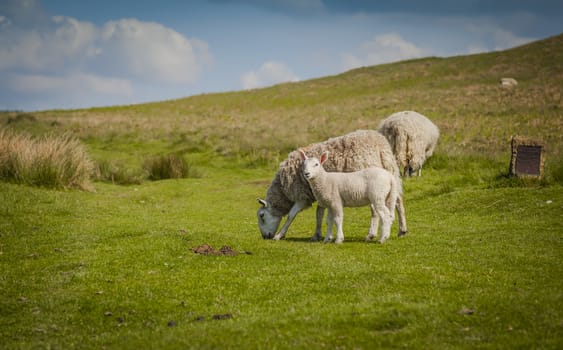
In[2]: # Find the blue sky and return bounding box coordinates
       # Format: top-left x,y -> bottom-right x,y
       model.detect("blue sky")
0,0 -> 561,111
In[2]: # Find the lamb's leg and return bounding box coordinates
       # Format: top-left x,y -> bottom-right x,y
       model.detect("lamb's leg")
366,204 -> 379,242
333,206 -> 345,244
376,205 -> 392,244
311,205 -> 325,242
273,200 -> 309,240
396,194 -> 408,237
324,210 -> 334,243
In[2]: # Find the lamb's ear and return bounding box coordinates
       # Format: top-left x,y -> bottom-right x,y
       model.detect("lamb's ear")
298,149 -> 308,160
320,151 -> 329,164
257,198 -> 268,208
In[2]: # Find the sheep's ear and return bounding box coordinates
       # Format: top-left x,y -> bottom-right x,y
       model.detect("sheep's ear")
320,151 -> 329,164
257,198 -> 268,208
298,149 -> 308,160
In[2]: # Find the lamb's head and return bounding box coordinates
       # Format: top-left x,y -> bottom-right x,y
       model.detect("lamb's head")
300,150 -> 329,181
257,199 -> 282,239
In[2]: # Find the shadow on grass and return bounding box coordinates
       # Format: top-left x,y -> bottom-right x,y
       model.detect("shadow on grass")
282,236 -> 395,244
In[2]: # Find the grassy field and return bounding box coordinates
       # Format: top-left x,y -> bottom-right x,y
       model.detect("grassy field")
1,35 -> 562,349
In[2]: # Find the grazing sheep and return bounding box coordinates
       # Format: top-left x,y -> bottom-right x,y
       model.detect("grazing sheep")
300,150 -> 399,244
378,111 -> 439,177
257,130 -> 407,241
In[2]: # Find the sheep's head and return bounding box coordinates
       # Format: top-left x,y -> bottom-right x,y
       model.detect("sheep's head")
257,199 -> 282,239
300,150 -> 329,180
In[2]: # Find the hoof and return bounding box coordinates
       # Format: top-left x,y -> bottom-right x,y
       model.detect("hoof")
398,230 -> 407,237
310,234 -> 323,242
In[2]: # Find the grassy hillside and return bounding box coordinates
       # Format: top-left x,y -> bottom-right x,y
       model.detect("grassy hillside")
0,35 -> 562,349
1,34 -> 562,170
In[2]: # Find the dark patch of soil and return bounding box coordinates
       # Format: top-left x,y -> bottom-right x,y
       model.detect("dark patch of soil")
212,313 -> 233,320
192,244 -> 251,256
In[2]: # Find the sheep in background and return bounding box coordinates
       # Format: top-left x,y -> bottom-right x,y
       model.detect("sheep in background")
378,111 -> 439,177
257,129 -> 407,241
300,150 -> 399,244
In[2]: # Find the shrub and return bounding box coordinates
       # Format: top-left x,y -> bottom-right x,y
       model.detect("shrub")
94,160 -> 144,185
0,129 -> 94,190
143,153 -> 201,180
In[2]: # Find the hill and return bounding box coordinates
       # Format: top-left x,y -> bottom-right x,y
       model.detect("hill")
2,34 -> 562,171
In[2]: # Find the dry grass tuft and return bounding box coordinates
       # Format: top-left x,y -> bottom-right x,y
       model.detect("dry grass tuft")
143,153 -> 201,180
0,129 -> 94,190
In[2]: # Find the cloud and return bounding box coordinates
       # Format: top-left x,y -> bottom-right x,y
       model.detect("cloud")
484,27 -> 534,51
9,73 -> 133,96
459,17 -> 536,54
342,33 -> 426,70
97,19 -> 213,84
0,2 -> 213,109
241,61 -> 300,89
0,15 -> 98,72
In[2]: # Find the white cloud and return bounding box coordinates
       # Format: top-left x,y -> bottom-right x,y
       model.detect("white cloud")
491,28 -> 534,50
241,61 -> 299,89
98,19 -> 213,84
0,16 -> 97,72
0,11 -> 213,109
460,16 -> 535,53
342,33 -> 426,70
9,73 -> 133,96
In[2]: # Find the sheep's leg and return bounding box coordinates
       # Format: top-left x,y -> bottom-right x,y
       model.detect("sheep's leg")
396,194 -> 408,237
366,204 -> 379,242
273,200 -> 308,240
376,205 -> 392,244
333,206 -> 345,244
311,205 -> 325,242
324,210 -> 334,243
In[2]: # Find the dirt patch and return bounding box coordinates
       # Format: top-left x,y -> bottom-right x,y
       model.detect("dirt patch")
192,244 -> 250,256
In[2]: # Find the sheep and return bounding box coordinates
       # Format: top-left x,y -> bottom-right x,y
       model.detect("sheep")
377,111 -> 439,177
300,150 -> 399,244
257,129 -> 407,241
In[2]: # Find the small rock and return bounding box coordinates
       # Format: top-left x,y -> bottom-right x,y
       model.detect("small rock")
104,311 -> 113,317
500,77 -> 518,88
167,320 -> 177,327
459,307 -> 475,315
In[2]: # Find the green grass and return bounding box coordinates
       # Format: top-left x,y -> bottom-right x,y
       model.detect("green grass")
0,157 -> 561,349
0,35 -> 562,349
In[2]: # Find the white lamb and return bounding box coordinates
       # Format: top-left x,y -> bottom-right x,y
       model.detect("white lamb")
378,111 -> 439,177
300,150 -> 400,244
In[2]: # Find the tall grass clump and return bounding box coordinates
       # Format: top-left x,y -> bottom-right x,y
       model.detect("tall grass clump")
0,129 -> 94,190
143,153 -> 201,180
94,160 -> 144,185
